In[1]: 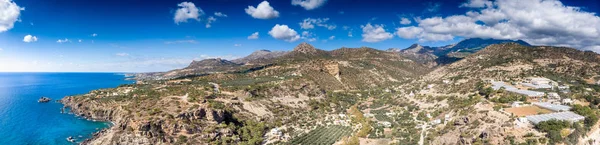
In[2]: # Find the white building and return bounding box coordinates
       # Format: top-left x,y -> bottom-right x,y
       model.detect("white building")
547,92 -> 560,99
512,101 -> 524,107
562,98 -> 573,105
385,112 -> 396,117
529,77 -> 553,85
431,119 -> 441,125
443,80 -> 451,84
269,128 -> 282,137
379,121 -> 392,128
558,85 -> 570,90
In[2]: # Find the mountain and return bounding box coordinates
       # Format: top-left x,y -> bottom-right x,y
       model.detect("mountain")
62,42 -> 600,145
231,49 -> 288,65
390,38 -> 531,67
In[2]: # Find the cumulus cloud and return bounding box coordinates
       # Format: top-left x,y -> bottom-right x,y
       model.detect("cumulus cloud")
234,44 -> 242,47
56,38 -> 70,43
91,33 -> 98,37
291,0 -> 327,10
396,26 -> 423,39
396,0 -> 600,52
299,18 -> 336,30
214,12 -> 227,17
78,39 -> 82,42
329,36 -> 335,40
268,24 -> 300,42
23,35 -> 37,43
174,2 -> 204,24
400,17 -> 411,25
460,0 -> 493,8
361,23 -> 393,43
247,32 -> 259,39
0,0 -> 23,33
245,1 -> 279,19
115,53 -> 129,57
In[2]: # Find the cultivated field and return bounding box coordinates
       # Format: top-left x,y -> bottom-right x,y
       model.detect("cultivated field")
505,106 -> 554,117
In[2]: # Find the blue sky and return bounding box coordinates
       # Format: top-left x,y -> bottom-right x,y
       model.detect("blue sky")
1,0 -> 599,72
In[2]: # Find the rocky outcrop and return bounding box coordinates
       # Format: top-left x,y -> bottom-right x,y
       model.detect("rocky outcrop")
323,61 -> 341,82
293,42 -> 318,54
454,116 -> 470,126
38,97 -> 51,103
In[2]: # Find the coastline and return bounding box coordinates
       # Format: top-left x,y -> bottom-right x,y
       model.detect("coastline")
60,100 -> 116,145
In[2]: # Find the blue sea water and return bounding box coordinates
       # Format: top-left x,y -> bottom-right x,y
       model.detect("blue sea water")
0,73 -> 134,145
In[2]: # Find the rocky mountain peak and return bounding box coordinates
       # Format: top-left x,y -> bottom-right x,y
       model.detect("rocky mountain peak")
293,42 -> 317,54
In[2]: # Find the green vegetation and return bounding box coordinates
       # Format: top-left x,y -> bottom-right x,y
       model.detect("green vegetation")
489,94 -> 527,104
535,119 -> 571,144
571,104 -> 599,128
289,125 -> 352,145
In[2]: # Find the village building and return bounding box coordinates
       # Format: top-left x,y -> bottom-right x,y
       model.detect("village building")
511,101 -> 524,107
378,121 -> 392,128
562,98 -> 573,105
431,119 -> 442,125
547,92 -> 560,100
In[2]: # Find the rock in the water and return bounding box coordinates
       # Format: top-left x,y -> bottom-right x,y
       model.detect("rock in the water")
38,97 -> 51,103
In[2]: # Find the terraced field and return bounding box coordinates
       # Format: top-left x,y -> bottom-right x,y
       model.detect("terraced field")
289,125 -> 352,145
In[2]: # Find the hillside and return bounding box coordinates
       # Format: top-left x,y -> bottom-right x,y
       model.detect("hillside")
61,43 -> 432,145
60,42 -> 600,145
416,43 -> 600,144
389,38 -> 531,67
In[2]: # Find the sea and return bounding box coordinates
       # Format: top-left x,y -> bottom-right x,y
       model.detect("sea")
0,73 -> 134,145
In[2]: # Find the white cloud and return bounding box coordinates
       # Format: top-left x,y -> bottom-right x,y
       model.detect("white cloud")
361,23 -> 393,43
291,0 -> 327,10
0,0 -> 23,33
0,48 -> 3,51
301,31 -> 316,42
115,53 -> 129,57
174,2 -> 204,24
247,32 -> 259,39
460,0 -> 493,8
164,40 -> 197,44
205,16 -> 217,28
395,26 -> 423,39
299,18 -> 336,30
245,1 -> 279,19
329,36 -> 335,40
400,17 -> 411,25
23,35 -> 38,43
268,24 -> 300,42
78,39 -> 82,43
56,38 -> 70,43
234,44 -> 242,47
214,12 -> 227,17
396,0 -> 600,52
91,33 -> 98,37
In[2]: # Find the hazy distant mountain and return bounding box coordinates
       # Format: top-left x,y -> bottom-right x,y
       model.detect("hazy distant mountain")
231,50 -> 288,65
389,38 -> 531,67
